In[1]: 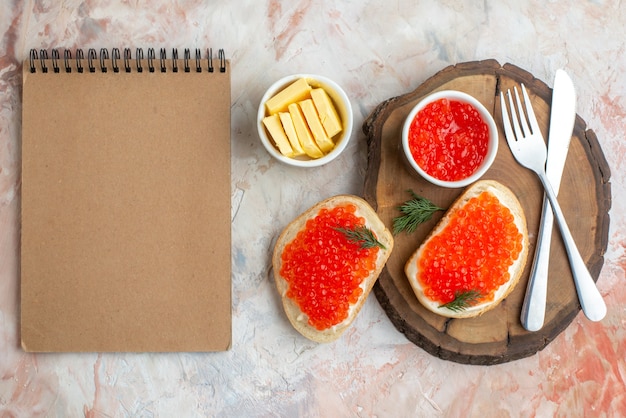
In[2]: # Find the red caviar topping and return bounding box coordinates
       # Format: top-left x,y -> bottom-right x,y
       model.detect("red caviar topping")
408,98 -> 489,181
280,204 -> 380,330
417,191 -> 523,305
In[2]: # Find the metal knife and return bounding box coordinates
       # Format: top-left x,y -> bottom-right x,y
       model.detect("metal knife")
520,69 -> 576,331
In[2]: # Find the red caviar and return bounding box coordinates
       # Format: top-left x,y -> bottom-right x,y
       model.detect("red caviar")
417,191 -> 523,305
280,204 -> 380,330
408,98 -> 489,181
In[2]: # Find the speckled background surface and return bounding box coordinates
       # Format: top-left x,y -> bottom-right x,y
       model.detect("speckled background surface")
1,1 -> 625,416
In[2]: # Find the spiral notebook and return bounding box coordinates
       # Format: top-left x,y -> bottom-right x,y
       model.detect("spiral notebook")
21,48 -> 231,352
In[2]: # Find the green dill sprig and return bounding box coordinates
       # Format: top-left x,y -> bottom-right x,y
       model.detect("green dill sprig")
334,225 -> 387,250
438,290 -> 483,312
392,190 -> 444,235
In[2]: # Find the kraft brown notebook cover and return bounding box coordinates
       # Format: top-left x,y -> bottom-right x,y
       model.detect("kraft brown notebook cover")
21,48 -> 231,352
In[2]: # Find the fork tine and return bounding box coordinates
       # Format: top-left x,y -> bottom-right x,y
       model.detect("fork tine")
513,86 -> 532,138
506,89 -> 525,141
500,92 -> 516,144
521,84 -> 542,136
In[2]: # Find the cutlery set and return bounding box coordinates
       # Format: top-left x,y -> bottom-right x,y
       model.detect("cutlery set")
499,70 -> 607,330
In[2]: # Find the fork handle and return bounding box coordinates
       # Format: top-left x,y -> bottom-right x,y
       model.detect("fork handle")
520,196 -> 553,331
536,171 -> 607,322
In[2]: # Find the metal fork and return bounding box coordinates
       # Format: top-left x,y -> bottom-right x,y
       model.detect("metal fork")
500,85 -> 606,322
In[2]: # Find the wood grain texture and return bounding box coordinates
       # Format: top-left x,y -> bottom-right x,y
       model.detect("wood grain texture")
362,60 -> 611,365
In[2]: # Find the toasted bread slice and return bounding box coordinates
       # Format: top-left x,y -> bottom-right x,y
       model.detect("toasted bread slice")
273,195 -> 393,342
405,180 -> 529,318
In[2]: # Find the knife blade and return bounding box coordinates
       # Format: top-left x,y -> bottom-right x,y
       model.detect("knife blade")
520,69 -> 576,331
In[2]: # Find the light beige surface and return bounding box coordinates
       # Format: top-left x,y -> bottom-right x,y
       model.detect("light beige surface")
1,1 -> 625,416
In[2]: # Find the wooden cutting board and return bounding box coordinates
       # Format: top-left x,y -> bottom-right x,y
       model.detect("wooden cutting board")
362,60 -> 611,365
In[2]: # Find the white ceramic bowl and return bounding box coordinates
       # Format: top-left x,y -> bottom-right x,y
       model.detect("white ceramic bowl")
257,74 -> 353,167
401,90 -> 498,188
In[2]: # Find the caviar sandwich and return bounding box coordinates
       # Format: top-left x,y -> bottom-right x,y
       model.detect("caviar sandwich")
404,180 -> 529,318
272,195 -> 394,342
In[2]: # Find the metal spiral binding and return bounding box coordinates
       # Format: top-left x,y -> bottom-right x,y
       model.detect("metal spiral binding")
195,48 -> 202,72
63,49 -> 72,73
159,48 -> 167,73
123,48 -> 132,72
136,48 -> 144,72
172,48 -> 179,72
183,48 -> 191,73
86,48 -> 96,72
208,48 -> 214,73
100,48 -> 109,72
28,48 -> 227,73
51,49 -> 60,73
111,48 -> 120,73
147,48 -> 155,73
29,49 -> 49,73
76,49 -> 84,73
219,49 -> 226,73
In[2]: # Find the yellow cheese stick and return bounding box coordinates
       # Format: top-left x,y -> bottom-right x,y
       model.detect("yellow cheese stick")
262,114 -> 294,157
288,103 -> 323,159
311,88 -> 342,138
299,99 -> 334,153
266,78 -> 312,114
278,112 -> 305,156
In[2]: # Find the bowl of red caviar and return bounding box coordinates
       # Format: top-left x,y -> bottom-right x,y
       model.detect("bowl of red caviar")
401,90 -> 498,188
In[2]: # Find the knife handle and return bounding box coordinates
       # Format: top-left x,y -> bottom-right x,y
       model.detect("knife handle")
537,172 -> 607,323
521,196 -> 552,331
